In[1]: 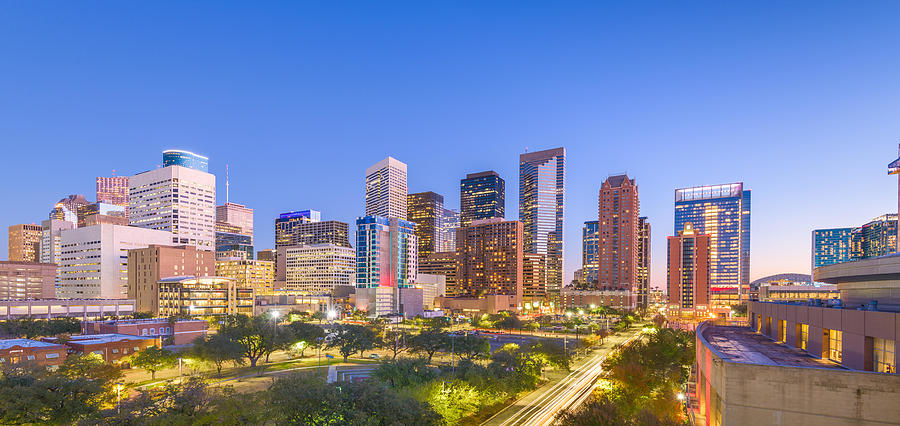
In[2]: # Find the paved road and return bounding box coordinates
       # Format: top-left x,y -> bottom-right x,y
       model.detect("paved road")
481,328 -> 643,426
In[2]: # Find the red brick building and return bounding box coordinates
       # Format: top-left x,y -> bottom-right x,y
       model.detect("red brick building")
44,334 -> 159,363
82,317 -> 208,345
667,223 -> 711,309
597,175 -> 640,298
0,339 -> 68,367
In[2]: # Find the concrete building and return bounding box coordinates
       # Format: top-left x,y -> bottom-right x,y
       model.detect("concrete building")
0,298 -> 135,320
96,176 -> 129,214
127,244 -> 215,314
129,163 -> 215,251
157,276 -> 252,317
355,216 -> 418,316
254,292 -> 334,317
216,202 -> 253,243
58,224 -> 173,299
0,261 -> 56,299
40,219 -> 74,266
420,251 -> 457,296
523,253 -> 546,302
408,191 -> 444,259
257,249 -> 275,263
0,339 -> 68,367
675,183 -> 751,306
8,224 -> 42,262
757,284 -> 838,302
365,157 -> 408,220
82,318 -> 208,346
560,288 -> 634,310
279,243 -> 354,295
637,216 -> 651,309
581,221 -> 599,287
519,147 -> 565,299
415,273 -> 447,310
596,174 -> 640,310
216,258 -> 275,296
668,223 -> 711,310
49,194 -> 90,225
454,218 -> 523,311
44,334 -> 159,363
460,171 -> 505,227
162,149 -> 209,172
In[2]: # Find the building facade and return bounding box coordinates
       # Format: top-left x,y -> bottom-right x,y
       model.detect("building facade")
275,210 -> 349,249
667,223 -> 711,309
76,202 -> 126,228
40,219 -> 74,266
460,171 -> 505,227
96,176 -> 129,216
0,339 -> 68,367
519,148 -> 565,298
365,157 -> 408,220
215,230 -> 253,260
637,216 -> 651,309
598,175 -> 640,297
162,149 -> 209,172
355,216 -> 418,316
851,214 -> 897,260
522,253 -> 546,301
454,218 -> 523,304
674,183 -> 751,305
129,163 -> 215,250
581,221 -> 599,287
127,244 -> 215,315
408,191 -> 444,259
8,224 -> 42,263
216,258 -> 275,296
216,202 -> 253,242
0,261 -> 56,299
158,276 -> 252,316
59,224 -> 173,299
49,194 -> 91,225
439,208 -> 459,252
279,243 -> 354,295
812,227 -> 854,269
83,317 -> 208,346
420,251 -> 457,296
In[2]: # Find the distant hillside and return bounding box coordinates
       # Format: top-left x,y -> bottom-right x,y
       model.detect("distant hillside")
751,273 -> 811,286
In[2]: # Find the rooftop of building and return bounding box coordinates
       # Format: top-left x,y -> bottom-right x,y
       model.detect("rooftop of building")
0,338 -> 65,350
464,170 -> 501,179
603,174 -> 634,188
157,276 -> 235,284
49,334 -> 158,345
84,317 -> 207,325
700,324 -> 845,370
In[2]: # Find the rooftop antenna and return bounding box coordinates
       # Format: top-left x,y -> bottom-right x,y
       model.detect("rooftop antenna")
226,163 -> 230,203
525,146 -> 529,153
111,169 -> 116,177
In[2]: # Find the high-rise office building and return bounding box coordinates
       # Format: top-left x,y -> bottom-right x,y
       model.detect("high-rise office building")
667,223 -> 710,309
49,194 -> 91,226
674,183 -> 751,305
216,258 -> 275,296
127,245 -> 215,314
812,227 -> 855,269
355,216 -> 418,316
365,157 -> 408,220
216,202 -> 253,243
455,218 -> 524,301
280,243 -> 355,295
257,249 -> 275,263
408,191 -> 444,259
0,261 -> 56,299
8,224 -> 42,263
439,208 -> 460,252
162,149 -> 209,172
519,148 -> 565,298
420,251 -> 457,296
637,216 -> 651,309
76,203 -> 126,228
96,176 -> 129,215
215,231 -> 253,260
523,253 -> 546,301
59,224 -> 173,299
582,221 -> 599,287
40,219 -> 74,265
129,162 -> 216,250
851,214 -> 897,260
460,171 -> 505,227
598,175 -> 640,297
275,210 -> 349,250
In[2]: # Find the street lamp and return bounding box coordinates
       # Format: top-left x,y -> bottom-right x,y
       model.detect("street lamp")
115,382 -> 124,414
270,310 -> 281,320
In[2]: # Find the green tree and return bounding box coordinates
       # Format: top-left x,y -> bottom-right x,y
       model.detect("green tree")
326,324 -> 376,362
287,321 -> 325,358
190,334 -> 245,376
130,345 -> 176,380
453,335 -> 490,360
377,328 -> 409,360
374,357 -> 436,388
217,314 -> 269,368
0,362 -> 114,424
408,329 -> 449,363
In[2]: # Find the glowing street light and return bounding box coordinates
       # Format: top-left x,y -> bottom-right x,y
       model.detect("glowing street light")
676,392 -> 686,401
270,310 -> 281,320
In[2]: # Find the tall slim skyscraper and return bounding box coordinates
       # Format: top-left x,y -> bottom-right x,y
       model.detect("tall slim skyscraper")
581,221 -> 599,287
8,224 -> 42,262
355,216 -> 418,316
96,176 -> 129,214
460,171 -> 505,227
637,216 -> 651,309
216,202 -> 254,243
365,157 -> 408,220
674,183 -> 751,305
162,149 -> 209,172
667,223 -> 710,309
129,160 -> 216,250
408,191 -> 444,259
597,175 -> 640,305
439,208 -> 460,252
812,227 -> 855,269
519,147 -> 565,298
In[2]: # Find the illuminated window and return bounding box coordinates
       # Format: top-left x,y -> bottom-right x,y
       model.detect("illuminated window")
874,338 -> 895,374
825,329 -> 842,362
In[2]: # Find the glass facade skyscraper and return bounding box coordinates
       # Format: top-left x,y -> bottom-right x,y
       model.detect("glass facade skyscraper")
582,221 -> 599,286
519,147 -> 565,298
460,171 -> 505,227
812,227 -> 854,269
162,150 -> 209,172
355,216 -> 418,316
408,191 -> 444,259
674,183 -> 750,305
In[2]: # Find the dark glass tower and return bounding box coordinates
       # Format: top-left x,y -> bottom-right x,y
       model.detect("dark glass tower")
408,191 -> 444,259
519,147 -> 565,298
460,171 -> 505,227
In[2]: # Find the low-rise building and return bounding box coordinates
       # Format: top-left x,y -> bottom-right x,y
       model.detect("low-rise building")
560,288 -> 635,311
0,339 -> 68,367
44,334 -> 159,363
0,261 -> 56,299
128,244 -> 216,315
0,298 -> 135,320
158,276 -> 252,317
435,294 -> 519,315
253,292 -> 333,317
757,284 -> 839,302
82,318 -> 208,345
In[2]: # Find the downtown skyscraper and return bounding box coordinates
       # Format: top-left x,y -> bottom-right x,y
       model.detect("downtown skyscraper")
582,221 -> 599,286
674,183 -> 750,305
365,157 -> 408,220
408,191 -> 444,259
597,174 -> 640,310
460,171 -> 505,227
519,147 -> 565,299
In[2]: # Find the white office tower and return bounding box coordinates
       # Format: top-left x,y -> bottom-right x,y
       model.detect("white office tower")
57,224 -> 172,299
129,164 -> 216,250
365,157 -> 408,220
281,243 -> 355,294
41,219 -> 75,264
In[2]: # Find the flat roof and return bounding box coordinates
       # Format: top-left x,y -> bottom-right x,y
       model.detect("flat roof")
0,338 -> 64,350
63,334 -> 158,345
701,325 -> 845,369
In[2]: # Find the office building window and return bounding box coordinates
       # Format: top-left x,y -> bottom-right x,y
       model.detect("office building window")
826,329 -> 842,362
798,324 -> 808,351
874,338 -> 896,374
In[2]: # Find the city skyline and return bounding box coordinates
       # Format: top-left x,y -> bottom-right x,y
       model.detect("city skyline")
4,3 -> 900,290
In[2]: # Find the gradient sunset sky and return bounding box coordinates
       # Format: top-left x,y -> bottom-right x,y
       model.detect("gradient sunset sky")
3,2 -> 900,289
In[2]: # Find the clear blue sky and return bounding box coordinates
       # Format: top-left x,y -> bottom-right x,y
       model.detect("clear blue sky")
3,2 -> 900,290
